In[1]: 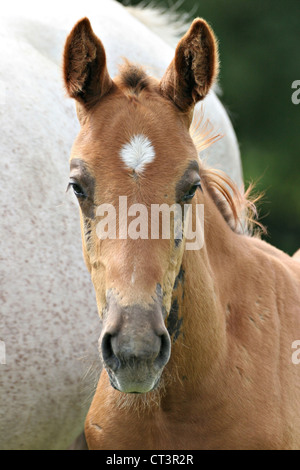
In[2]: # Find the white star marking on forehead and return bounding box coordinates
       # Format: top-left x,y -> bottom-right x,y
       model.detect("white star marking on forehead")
120,134 -> 156,173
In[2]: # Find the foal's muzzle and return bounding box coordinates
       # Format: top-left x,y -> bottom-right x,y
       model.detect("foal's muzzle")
100,293 -> 171,393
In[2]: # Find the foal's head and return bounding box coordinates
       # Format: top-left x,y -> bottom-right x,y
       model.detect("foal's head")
64,18 -> 218,393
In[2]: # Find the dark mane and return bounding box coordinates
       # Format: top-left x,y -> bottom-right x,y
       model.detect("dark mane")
118,61 -> 150,94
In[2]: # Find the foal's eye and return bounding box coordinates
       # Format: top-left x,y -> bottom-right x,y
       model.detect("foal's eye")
69,181 -> 86,199
182,183 -> 201,201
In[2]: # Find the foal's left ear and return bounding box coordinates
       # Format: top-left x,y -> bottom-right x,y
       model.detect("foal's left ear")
160,18 -> 218,116
63,17 -> 113,114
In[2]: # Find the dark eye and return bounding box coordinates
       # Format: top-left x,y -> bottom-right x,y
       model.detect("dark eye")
69,181 -> 86,199
182,182 -> 201,201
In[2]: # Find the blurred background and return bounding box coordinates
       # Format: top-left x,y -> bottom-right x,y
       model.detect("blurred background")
120,0 -> 300,255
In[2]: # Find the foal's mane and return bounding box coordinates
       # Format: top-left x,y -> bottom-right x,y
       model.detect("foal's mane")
190,109 -> 263,236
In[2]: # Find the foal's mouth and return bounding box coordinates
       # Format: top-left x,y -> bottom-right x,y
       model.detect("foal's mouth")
106,366 -> 162,394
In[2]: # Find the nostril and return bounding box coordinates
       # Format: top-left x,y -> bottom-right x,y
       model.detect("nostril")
101,332 -> 120,372
155,331 -> 171,369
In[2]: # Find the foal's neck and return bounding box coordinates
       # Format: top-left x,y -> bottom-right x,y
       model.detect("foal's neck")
165,191 -> 236,397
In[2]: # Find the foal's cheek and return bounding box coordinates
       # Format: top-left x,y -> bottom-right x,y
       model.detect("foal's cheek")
162,242 -> 185,314
79,216 -> 92,272
81,241 -> 92,273
90,264 -> 108,317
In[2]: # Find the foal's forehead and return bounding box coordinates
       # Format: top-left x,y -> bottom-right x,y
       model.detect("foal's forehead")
119,134 -> 156,174
70,87 -> 200,207
71,66 -> 199,193
82,88 -> 196,171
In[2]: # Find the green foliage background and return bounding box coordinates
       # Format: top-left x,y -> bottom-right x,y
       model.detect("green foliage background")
120,0 -> 300,255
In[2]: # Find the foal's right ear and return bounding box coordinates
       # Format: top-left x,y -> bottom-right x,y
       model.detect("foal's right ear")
63,18 -> 113,117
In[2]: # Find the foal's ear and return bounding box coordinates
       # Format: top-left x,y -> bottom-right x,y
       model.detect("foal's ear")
160,18 -> 218,115
63,17 -> 113,114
